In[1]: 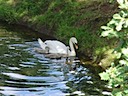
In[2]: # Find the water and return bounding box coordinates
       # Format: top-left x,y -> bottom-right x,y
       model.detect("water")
0,23 -> 111,96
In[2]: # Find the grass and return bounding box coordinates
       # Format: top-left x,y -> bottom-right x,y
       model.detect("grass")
0,0 -> 118,65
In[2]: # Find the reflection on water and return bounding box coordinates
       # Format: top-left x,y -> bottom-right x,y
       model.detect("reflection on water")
0,23 -> 111,96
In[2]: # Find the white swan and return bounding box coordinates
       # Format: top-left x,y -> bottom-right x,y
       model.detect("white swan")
38,37 -> 78,57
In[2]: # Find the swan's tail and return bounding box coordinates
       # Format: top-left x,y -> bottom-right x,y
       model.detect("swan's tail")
38,38 -> 47,50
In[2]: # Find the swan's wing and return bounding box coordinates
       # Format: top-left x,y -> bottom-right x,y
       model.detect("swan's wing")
38,38 -> 47,50
53,41 -> 67,53
45,40 -> 67,54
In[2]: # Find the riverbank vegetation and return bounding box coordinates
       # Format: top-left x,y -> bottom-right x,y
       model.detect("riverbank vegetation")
0,0 -> 118,63
100,0 -> 128,95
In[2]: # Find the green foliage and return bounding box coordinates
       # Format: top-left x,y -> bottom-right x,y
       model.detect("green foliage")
30,0 -> 109,56
99,72 -> 110,80
0,1 -> 18,23
100,0 -> 128,95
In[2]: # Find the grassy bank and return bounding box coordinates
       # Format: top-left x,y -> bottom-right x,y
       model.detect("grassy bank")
0,0 -> 118,64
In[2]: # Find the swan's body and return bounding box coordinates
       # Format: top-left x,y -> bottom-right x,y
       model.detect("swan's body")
38,37 -> 78,57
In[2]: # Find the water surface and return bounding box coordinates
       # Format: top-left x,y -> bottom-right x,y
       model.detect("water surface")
0,23 -> 110,96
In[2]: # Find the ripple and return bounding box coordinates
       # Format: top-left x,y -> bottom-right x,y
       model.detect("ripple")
0,86 -> 45,96
2,72 -> 64,82
9,44 -> 28,48
8,67 -> 20,70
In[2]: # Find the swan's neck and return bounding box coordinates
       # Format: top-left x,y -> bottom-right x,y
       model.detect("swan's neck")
69,39 -> 76,56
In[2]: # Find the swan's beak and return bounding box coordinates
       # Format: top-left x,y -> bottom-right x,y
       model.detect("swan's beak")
75,43 -> 78,49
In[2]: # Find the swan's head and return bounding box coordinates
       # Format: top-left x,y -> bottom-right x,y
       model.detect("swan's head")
70,37 -> 78,49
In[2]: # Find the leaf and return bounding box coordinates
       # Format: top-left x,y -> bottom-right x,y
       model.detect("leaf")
112,89 -> 123,96
110,31 -> 119,38
99,72 -> 110,81
116,53 -> 122,59
101,29 -> 113,37
124,89 -> 128,94
101,26 -> 111,30
113,14 -> 122,19
116,20 -> 124,31
119,60 -> 127,65
115,92 -> 122,96
121,10 -> 128,18
109,19 -> 117,25
124,19 -> 128,28
117,0 -> 124,4
119,4 -> 128,9
122,48 -> 128,57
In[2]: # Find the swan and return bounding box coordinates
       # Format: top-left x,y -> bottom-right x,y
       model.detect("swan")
37,37 -> 78,57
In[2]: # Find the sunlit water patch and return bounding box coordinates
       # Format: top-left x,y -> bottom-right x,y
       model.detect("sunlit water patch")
0,23 -> 111,96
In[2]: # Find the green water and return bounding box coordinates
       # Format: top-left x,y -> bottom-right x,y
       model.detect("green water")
0,23 -> 111,96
